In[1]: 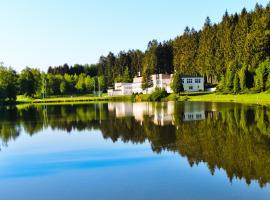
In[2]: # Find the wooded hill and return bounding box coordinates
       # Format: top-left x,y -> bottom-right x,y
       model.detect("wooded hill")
96,3 -> 270,93
1,3 -> 270,101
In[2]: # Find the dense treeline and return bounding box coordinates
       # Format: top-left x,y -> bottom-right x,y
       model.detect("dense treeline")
96,3 -> 270,92
1,3 -> 270,102
1,102 -> 270,186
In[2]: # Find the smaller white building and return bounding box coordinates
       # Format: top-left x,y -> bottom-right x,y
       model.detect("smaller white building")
181,76 -> 204,92
107,83 -> 133,96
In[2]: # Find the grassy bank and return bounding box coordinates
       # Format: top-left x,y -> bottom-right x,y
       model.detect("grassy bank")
165,92 -> 270,105
15,92 -> 270,106
16,95 -> 134,105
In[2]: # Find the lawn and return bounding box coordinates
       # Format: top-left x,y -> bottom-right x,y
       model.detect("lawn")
15,92 -> 270,106
179,92 -> 270,105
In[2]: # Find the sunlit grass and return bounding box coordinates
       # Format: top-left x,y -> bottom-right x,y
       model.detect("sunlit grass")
15,92 -> 270,106
184,92 -> 270,105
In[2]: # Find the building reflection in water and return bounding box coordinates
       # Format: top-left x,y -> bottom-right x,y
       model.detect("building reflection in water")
182,102 -> 205,122
108,102 -> 175,126
108,102 -> 211,126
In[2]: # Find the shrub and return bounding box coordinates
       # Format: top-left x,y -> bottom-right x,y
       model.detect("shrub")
149,88 -> 168,101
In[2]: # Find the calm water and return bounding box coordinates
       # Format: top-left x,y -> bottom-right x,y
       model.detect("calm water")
0,102 -> 270,200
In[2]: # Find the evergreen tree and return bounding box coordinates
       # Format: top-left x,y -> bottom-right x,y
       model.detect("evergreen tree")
171,72 -> 184,93
238,64 -> 247,91
266,74 -> 270,91
218,75 -> 225,91
225,65 -> 234,92
142,68 -> 153,93
122,67 -> 131,83
233,73 -> 240,94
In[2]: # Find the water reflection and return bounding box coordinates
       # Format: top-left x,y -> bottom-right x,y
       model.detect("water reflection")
1,102 -> 270,187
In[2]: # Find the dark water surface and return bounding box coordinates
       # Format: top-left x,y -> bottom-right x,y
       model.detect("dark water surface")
0,102 -> 270,200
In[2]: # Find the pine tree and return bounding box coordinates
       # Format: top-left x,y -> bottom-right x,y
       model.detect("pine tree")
233,73 -> 240,94
238,64 -> 247,91
225,65 -> 234,92
142,68 -> 153,93
171,72 -> 184,94
266,74 -> 270,91
122,67 -> 131,83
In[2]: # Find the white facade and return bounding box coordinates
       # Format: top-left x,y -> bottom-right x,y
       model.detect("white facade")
108,74 -> 173,96
107,74 -> 204,96
107,83 -> 133,96
181,77 -> 204,92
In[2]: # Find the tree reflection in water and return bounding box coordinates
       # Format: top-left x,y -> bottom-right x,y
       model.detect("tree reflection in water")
1,102 -> 270,187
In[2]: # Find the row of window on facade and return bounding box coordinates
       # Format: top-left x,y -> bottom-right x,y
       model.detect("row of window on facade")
182,78 -> 201,84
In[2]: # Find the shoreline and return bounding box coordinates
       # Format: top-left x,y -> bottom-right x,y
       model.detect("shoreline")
9,92 -> 270,106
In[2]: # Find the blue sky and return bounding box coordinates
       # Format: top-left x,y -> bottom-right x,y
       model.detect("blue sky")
0,0 -> 269,71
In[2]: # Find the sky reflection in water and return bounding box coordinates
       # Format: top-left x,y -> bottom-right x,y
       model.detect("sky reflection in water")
0,102 -> 270,200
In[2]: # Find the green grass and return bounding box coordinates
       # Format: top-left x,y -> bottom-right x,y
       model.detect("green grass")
15,94 -> 134,105
14,92 -> 270,106
175,92 -> 270,105
33,95 -> 134,104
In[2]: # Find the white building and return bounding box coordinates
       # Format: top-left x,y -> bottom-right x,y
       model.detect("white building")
133,74 -> 173,94
107,74 -> 204,96
181,76 -> 204,92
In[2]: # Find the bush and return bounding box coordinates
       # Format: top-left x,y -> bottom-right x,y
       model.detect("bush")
149,88 -> 168,101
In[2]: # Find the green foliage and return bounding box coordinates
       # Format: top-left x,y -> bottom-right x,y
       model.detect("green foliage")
60,81 -> 67,94
0,65 -> 18,102
142,68 -> 153,92
225,65 -> 234,92
254,58 -> 270,92
122,67 -> 131,82
149,88 -> 168,101
266,74 -> 270,91
75,74 -> 86,93
18,67 -> 41,97
98,76 -> 105,92
173,27 -> 199,75
233,73 -> 240,94
84,76 -> 95,93
114,67 -> 132,83
238,64 -> 247,91
171,72 -> 184,93
217,75 -> 225,91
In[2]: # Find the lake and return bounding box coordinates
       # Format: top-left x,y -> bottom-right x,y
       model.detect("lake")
0,102 -> 270,200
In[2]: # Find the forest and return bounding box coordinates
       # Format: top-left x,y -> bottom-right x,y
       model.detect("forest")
0,3 -> 270,102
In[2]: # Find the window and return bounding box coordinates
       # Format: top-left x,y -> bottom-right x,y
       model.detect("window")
181,79 -> 185,84
195,79 -> 201,83
187,79 -> 193,83
189,86 -> 193,90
